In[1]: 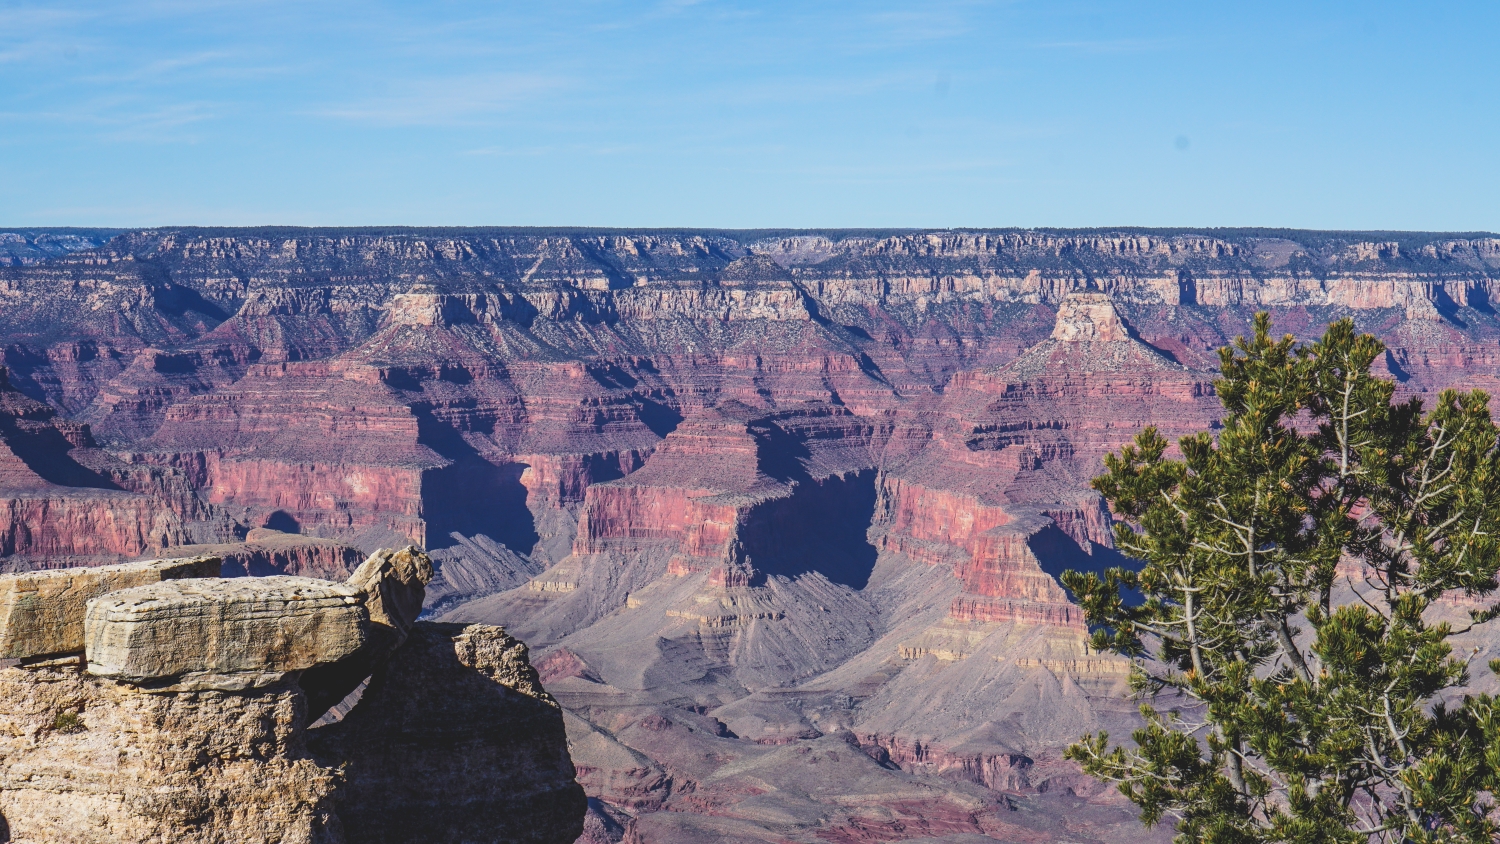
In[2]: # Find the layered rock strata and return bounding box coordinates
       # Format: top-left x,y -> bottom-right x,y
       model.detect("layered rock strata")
567,401 -> 881,589
876,292 -> 1219,636
157,529 -> 366,579
0,367 -> 206,566
84,577 -> 369,691
7,227 -> 1500,843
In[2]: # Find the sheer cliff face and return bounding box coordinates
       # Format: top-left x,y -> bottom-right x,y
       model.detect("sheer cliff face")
0,367 -> 198,566
4,228 -> 1500,843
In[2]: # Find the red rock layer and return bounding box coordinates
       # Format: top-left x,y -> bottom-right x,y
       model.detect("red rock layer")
156,529 -> 367,579
871,296 -> 1221,632
854,733 -> 1037,793
572,402 -> 882,587
518,451 -> 649,512
0,366 -> 191,565
134,361 -> 439,543
0,492 -> 185,566
872,484 -> 1083,628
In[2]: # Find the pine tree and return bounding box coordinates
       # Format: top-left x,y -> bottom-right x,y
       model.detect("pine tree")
1063,314 -> 1500,844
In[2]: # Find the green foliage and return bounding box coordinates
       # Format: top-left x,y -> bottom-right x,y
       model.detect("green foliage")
1063,314 -> 1500,843
51,709 -> 84,734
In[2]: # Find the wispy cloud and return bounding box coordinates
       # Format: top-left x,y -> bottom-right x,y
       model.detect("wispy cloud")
1032,38 -> 1172,54
0,5 -> 93,63
0,97 -> 220,143
863,9 -> 973,43
462,144 -> 557,157
79,50 -> 237,83
697,68 -> 931,106
0,42 -> 56,64
462,143 -> 639,157
315,72 -> 566,126
101,101 -> 219,141
0,5 -> 91,33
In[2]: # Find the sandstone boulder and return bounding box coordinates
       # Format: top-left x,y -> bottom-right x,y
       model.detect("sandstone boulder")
345,545 -> 433,649
84,576 -> 367,691
0,555 -> 221,661
307,622 -> 586,844
299,546 -> 434,724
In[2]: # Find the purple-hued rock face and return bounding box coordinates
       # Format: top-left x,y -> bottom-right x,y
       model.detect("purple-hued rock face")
4,227 -> 1500,842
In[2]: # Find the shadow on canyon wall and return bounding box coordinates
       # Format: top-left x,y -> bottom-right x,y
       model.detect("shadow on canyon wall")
1031,524 -> 1146,608
423,460 -> 540,557
747,470 -> 880,590
413,404 -> 542,556
261,510 -> 302,533
0,416 -> 120,490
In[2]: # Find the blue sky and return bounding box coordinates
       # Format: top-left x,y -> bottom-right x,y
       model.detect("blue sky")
1,1 -> 1495,229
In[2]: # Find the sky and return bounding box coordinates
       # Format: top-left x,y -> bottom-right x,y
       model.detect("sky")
1,1 -> 1496,230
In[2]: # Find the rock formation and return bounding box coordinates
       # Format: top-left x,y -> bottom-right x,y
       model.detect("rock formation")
299,545 -> 435,722
306,622 -> 585,844
85,576 -> 369,691
156,529 -> 366,579
0,551 -> 586,843
5,226 -> 1500,842
0,368 -> 203,567
0,555 -> 220,661
0,667 -> 341,844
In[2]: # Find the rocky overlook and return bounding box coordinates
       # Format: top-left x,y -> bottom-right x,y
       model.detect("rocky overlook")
0,548 -> 585,843
3,226 -> 1500,843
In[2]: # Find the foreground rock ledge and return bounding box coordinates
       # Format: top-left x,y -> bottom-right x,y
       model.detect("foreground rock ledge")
0,551 -> 585,844
307,622 -> 586,844
0,556 -> 221,661
0,667 -> 339,844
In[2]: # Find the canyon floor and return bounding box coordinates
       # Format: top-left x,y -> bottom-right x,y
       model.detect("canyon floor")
3,227 -> 1500,842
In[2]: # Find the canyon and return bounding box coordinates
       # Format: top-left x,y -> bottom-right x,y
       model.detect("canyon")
3,226 -> 1500,842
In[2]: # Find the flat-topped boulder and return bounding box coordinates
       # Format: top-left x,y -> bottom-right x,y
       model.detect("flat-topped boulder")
0,555 -> 221,661
84,576 -> 368,690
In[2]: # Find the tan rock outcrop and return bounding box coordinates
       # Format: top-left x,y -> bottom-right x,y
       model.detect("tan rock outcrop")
306,622 -> 587,844
345,545 -> 432,649
0,555 -> 220,661
84,576 -> 367,690
0,552 -> 585,843
1050,292 -> 1132,342
299,545 -> 435,722
0,666 -> 341,844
